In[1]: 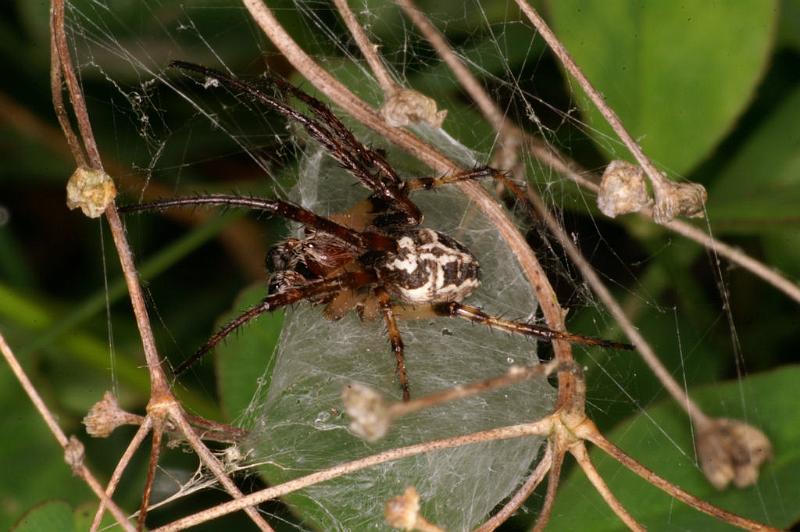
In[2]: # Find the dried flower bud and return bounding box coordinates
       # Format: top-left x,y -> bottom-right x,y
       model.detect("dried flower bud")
83,390 -> 143,438
696,418 -> 772,490
66,167 -> 117,218
597,160 -> 651,218
381,89 -> 447,128
653,180 -> 707,224
385,487 -> 443,532
342,382 -> 391,442
64,435 -> 85,475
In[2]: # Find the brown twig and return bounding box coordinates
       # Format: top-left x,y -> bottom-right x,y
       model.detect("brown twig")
475,443 -> 553,532
154,418 -> 554,531
585,429 -> 779,531
90,418 -> 153,532
50,1 -> 272,528
0,332 -> 135,532
515,0 -> 707,224
570,442 -> 645,531
332,0 -> 398,95
166,403 -> 274,531
530,446 -> 564,532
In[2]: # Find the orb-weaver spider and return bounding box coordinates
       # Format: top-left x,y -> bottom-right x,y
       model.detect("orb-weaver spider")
121,61 -> 632,401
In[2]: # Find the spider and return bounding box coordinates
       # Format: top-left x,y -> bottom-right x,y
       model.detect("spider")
121,61 -> 632,402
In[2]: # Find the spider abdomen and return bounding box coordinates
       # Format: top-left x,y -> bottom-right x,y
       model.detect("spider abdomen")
376,228 -> 480,304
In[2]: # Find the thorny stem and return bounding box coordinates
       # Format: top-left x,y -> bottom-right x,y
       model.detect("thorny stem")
514,0 -> 698,223
332,0 -> 398,95
570,443 -> 645,531
0,333 -> 136,532
154,418 -> 554,531
91,418 -> 153,532
586,430 -> 779,531
475,443 -> 552,532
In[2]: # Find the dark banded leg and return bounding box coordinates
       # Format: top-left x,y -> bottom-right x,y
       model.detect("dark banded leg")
170,61 -> 422,225
431,302 -> 634,350
375,287 -> 411,401
405,166 -> 499,192
173,271 -> 376,376
120,194 -> 394,251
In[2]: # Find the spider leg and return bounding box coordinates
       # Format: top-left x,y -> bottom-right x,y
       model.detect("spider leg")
170,61 -> 422,224
119,194 -> 394,251
396,302 -> 633,351
173,271 -> 376,376
405,166 -> 500,191
375,287 -> 411,402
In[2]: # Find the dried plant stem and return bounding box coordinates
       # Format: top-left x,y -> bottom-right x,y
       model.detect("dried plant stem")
389,360 -> 561,419
332,0 -> 398,95
586,431 -> 779,531
241,0 -> 577,408
399,0 -> 711,425
0,333 -> 135,531
397,0 -> 504,131
514,0 -> 689,221
138,422 -> 164,527
530,447 -> 564,532
520,185 -> 711,427
154,418 -> 553,531
570,443 -> 645,531
475,443 -> 553,532
50,1 -> 271,527
90,418 -> 153,532
166,404 -> 274,531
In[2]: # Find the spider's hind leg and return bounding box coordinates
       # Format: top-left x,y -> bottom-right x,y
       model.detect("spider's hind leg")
430,301 -> 634,351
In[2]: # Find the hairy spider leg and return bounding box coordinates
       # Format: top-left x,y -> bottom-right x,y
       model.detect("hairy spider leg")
375,287 -> 410,401
405,166 -> 500,191
170,61 -> 422,225
431,302 -> 634,350
119,194 -> 395,251
173,271 -> 377,376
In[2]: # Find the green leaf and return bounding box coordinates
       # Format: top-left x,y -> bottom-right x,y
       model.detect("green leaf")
547,1 -> 777,175
549,366 -> 800,530
0,367 -> 89,530
707,86 -> 800,231
12,501 -> 74,532
215,284 -> 283,420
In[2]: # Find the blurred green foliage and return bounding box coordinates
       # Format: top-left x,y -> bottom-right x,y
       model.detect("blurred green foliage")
0,0 -> 798,530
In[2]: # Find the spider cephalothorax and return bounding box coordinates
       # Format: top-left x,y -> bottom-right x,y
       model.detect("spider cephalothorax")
121,61 -> 632,401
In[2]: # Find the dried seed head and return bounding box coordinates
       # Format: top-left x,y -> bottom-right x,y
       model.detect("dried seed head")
83,390 -> 143,438
597,160 -> 651,218
385,486 -> 420,530
696,418 -> 772,490
381,88 -> 447,128
342,382 -> 391,442
653,179 -> 707,224
64,435 -> 85,475
66,167 -> 117,218
385,487 -> 444,532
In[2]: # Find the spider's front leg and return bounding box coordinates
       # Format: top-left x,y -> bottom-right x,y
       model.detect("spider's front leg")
173,271 -> 376,376
375,287 -> 411,402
